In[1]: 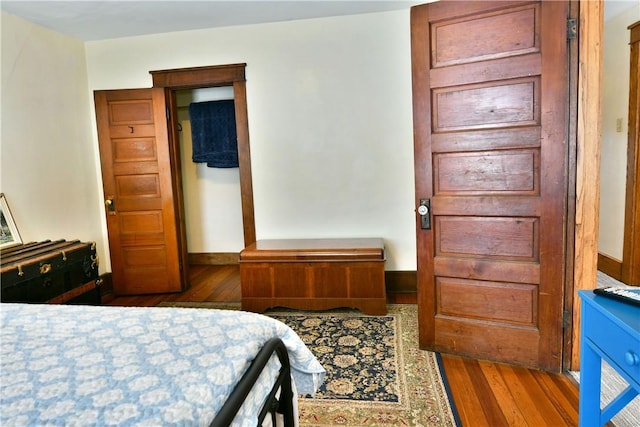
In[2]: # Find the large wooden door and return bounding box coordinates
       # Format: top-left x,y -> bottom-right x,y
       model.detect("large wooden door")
95,88 -> 184,294
622,21 -> 640,286
411,1 -> 568,371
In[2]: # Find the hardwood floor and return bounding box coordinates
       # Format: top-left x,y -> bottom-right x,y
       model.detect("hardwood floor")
441,355 -> 583,426
106,265 -> 241,307
108,265 -> 583,426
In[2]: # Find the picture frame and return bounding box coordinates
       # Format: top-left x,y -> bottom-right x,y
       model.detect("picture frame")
0,193 -> 22,248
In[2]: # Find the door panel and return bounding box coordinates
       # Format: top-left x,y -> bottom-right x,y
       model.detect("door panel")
433,79 -> 539,131
411,0 -> 567,371
95,88 -> 184,295
430,6 -> 538,66
436,278 -> 537,325
434,149 -> 538,194
436,216 -> 538,260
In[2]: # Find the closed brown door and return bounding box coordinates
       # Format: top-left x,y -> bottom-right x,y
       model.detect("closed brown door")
411,1 -> 568,371
95,88 -> 184,294
622,21 -> 640,285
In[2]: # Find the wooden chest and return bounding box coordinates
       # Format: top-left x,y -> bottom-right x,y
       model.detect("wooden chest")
1,240 -> 101,305
240,238 -> 386,315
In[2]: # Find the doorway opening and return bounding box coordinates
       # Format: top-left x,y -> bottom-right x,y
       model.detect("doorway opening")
151,64 -> 256,279
597,11 -> 639,286
175,87 -> 245,265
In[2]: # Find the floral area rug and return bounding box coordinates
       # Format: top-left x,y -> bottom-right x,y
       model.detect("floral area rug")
157,302 -> 459,427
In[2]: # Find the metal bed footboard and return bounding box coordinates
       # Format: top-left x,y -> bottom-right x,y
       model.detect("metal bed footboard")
210,337 -> 295,427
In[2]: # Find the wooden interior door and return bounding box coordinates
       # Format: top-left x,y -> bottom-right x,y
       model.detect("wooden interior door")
622,21 -> 640,286
411,0 -> 568,371
95,88 -> 184,294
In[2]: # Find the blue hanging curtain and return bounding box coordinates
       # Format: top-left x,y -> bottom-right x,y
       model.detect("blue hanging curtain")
189,100 -> 239,168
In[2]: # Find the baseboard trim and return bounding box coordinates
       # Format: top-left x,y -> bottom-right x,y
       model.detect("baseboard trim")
385,270 -> 417,294
100,265 -> 417,300
187,253 -> 419,294
189,252 -> 239,265
598,253 -> 622,281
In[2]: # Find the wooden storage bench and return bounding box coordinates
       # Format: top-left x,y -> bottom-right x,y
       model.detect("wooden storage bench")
240,238 -> 386,315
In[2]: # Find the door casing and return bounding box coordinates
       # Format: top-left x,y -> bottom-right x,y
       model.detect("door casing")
150,64 -> 256,255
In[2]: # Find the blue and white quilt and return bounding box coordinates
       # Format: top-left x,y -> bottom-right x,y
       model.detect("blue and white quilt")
0,303 -> 325,426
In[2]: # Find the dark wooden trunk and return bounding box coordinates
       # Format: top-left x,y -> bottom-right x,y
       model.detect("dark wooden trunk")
1,240 -> 101,305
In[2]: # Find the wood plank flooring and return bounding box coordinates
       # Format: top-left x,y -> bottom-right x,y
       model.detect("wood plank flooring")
107,265 -> 584,426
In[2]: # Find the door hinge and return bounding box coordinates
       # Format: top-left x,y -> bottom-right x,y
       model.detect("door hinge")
562,310 -> 571,329
567,18 -> 577,40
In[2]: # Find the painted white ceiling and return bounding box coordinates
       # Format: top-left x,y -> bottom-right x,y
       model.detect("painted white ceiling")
1,0 -> 637,42
0,0 -> 425,41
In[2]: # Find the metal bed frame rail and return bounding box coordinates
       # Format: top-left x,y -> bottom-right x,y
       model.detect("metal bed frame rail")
210,337 -> 295,427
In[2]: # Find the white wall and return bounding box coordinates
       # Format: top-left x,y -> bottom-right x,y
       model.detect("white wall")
599,3 -> 640,260
85,10 -> 416,270
1,12 -> 105,269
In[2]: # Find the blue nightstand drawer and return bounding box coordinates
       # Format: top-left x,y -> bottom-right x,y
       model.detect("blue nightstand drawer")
582,299 -> 640,383
579,290 -> 640,427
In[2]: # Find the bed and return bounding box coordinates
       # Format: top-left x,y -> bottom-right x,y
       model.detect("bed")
0,303 -> 325,426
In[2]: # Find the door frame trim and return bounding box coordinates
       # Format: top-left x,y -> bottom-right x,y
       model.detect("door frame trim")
570,1 -> 604,370
150,64 -> 257,251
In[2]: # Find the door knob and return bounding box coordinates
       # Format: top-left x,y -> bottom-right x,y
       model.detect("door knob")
418,199 -> 431,230
105,198 -> 116,213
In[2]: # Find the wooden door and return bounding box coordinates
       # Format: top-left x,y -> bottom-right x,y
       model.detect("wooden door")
95,88 -> 185,294
411,0 -> 568,371
622,21 -> 640,286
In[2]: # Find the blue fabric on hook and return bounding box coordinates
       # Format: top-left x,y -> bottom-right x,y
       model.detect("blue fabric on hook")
189,99 -> 239,168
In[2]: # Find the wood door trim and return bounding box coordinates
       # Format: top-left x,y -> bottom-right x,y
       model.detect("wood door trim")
150,64 -> 247,88
563,0 -> 579,372
150,64 -> 256,248
570,0 -> 604,370
622,21 -> 640,286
